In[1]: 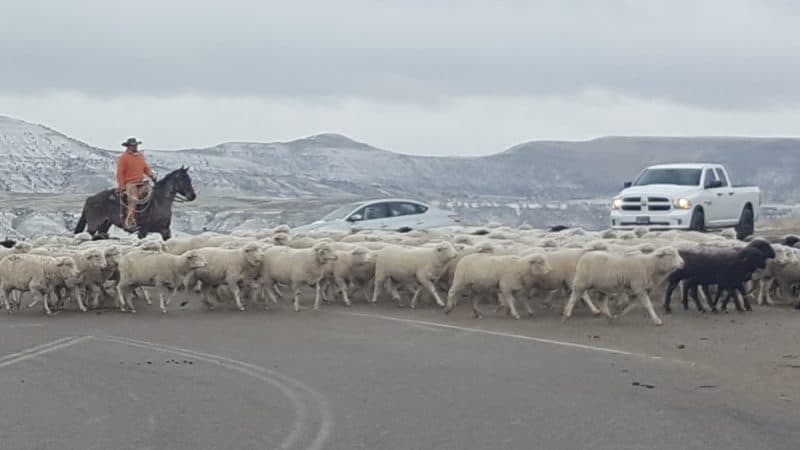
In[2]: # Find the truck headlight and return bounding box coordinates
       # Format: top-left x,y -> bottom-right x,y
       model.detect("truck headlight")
673,198 -> 692,209
611,198 -> 623,210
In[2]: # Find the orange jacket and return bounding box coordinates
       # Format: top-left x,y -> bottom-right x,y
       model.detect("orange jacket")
117,151 -> 155,189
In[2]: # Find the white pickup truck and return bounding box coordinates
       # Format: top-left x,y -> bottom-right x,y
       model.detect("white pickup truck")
610,163 -> 760,239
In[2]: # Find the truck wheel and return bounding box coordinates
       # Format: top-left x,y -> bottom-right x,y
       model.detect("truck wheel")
689,209 -> 705,232
735,207 -> 754,241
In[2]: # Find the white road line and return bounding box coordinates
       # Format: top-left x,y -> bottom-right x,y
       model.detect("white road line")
0,336 -> 92,368
100,335 -> 333,450
336,311 -> 671,361
0,336 -> 79,364
2,323 -> 44,329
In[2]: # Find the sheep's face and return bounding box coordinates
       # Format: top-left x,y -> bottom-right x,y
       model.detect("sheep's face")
526,254 -> 551,276
633,227 -> 649,238
476,242 -> 494,254
601,230 -> 618,239
653,247 -> 684,273
435,243 -> 457,262
746,239 -> 776,259
185,252 -> 208,270
772,247 -> 791,267
56,257 -> 79,279
273,233 -> 289,246
13,242 -> 32,253
87,250 -> 107,269
243,244 -> 263,266
351,248 -> 372,265
313,244 -> 337,264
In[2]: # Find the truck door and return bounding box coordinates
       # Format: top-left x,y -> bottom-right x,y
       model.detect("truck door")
702,168 -> 725,225
714,168 -> 737,224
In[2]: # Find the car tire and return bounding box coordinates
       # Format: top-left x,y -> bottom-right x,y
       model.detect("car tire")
735,206 -> 754,241
689,208 -> 705,232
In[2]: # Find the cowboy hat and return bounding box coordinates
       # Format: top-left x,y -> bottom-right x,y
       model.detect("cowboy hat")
121,137 -> 142,147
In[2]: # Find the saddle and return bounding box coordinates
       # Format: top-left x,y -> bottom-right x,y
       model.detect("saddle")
120,182 -> 153,205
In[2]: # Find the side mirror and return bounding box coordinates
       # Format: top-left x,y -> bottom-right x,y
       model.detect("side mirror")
706,180 -> 723,189
347,214 -> 363,222
623,181 -> 632,188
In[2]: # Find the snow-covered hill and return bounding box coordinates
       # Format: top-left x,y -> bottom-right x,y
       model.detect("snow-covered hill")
1,115 -> 800,238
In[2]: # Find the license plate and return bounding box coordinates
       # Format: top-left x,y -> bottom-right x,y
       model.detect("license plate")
636,216 -> 650,224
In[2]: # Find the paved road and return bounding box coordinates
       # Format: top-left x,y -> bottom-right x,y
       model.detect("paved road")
0,301 -> 798,450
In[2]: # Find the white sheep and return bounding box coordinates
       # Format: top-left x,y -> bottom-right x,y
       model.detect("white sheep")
0,254 -> 82,315
563,247 -> 685,325
116,250 -> 208,313
324,247 -> 375,306
444,252 -> 552,319
183,243 -> 263,311
371,242 -> 457,308
259,242 -> 338,311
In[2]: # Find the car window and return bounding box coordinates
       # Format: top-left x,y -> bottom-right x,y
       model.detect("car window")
714,168 -> 729,187
388,202 -> 421,217
356,203 -> 390,221
703,168 -> 717,188
415,204 -> 429,214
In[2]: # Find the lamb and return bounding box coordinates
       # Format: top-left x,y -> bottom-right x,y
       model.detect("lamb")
444,252 -> 551,319
116,250 -> 208,313
757,245 -> 800,305
371,242 -> 457,309
259,242 -> 338,311
0,254 -> 83,315
182,243 -> 263,311
323,247 -> 375,306
564,247 -> 685,325
61,248 -> 108,312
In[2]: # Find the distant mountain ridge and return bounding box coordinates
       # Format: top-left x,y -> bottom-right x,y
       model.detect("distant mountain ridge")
1,115 -> 799,202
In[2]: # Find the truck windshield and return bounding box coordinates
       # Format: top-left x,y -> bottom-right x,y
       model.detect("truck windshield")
633,169 -> 702,186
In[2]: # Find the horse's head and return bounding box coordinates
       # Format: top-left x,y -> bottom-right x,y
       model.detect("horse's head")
172,166 -> 197,201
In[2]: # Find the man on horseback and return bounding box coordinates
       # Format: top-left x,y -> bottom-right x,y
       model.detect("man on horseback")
117,137 -> 156,230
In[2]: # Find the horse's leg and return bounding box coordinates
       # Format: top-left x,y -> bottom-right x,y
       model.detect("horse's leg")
160,228 -> 171,241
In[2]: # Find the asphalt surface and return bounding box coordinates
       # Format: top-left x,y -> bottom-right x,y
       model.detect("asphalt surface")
1,295 -> 799,450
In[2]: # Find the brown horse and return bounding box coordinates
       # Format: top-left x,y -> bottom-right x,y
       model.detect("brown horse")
74,167 -> 196,240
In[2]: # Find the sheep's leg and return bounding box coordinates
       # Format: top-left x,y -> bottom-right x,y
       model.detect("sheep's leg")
30,287 -> 50,316
562,288 -> 584,322
228,283 -> 245,311
200,287 -> 215,310
158,287 -> 169,314
409,286 -> 422,310
471,291 -> 485,319
313,283 -> 323,311
501,290 -> 520,320
596,293 -> 613,319
370,276 -> 384,304
580,292 -> 601,316
1,289 -> 11,312
444,283 -> 461,314
420,278 -> 446,308
335,277 -> 352,307
292,283 -> 303,312
663,279 -> 678,313
738,286 -> 752,311
622,291 -> 662,326
387,279 -> 403,305
115,284 -> 128,312
72,286 -> 88,313
541,290 -> 556,309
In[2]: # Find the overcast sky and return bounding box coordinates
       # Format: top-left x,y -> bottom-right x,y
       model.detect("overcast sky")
1,0 -> 799,155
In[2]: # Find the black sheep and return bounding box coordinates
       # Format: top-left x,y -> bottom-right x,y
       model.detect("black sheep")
664,239 -> 775,313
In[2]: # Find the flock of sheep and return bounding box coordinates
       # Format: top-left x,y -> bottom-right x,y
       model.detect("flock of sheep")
1,223 -> 799,326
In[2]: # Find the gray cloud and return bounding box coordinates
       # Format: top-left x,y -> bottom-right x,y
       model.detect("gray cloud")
2,0 -> 799,109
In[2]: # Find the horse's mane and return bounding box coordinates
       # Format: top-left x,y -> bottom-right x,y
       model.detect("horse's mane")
155,167 -> 188,188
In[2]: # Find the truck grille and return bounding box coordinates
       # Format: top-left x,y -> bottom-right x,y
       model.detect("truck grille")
620,196 -> 671,212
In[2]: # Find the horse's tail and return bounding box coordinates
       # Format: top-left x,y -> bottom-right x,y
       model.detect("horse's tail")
74,206 -> 88,234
